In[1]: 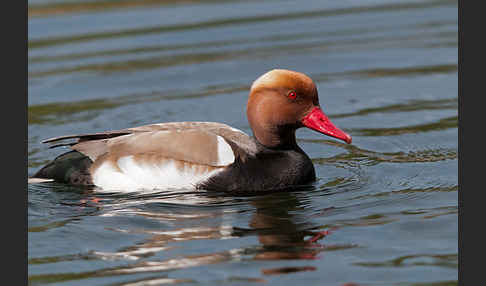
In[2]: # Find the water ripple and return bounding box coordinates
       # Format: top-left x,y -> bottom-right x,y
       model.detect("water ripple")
29,0 -> 456,49
354,253 -> 457,269
311,143 -> 457,167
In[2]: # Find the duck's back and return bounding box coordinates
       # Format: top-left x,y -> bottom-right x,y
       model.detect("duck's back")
32,122 -> 257,191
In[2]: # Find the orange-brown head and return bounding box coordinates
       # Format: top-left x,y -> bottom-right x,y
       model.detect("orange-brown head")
247,69 -> 352,148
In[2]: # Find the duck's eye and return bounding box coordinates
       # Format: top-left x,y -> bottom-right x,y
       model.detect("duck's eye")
288,91 -> 297,100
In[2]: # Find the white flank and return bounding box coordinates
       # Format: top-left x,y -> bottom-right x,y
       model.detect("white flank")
216,135 -> 235,165
92,156 -> 223,192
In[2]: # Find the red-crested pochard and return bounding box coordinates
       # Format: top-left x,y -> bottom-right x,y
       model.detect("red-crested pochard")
29,69 -> 351,192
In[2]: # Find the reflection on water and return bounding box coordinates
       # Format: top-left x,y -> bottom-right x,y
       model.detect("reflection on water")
29,0 -> 235,18
28,0 -> 457,285
29,190 -> 343,284
28,174 -> 456,285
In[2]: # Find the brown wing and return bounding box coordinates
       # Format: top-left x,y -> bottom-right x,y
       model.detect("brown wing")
42,122 -> 257,167
42,122 -> 240,144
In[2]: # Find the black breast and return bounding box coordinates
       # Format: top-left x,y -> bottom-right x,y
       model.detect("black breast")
197,144 -> 316,193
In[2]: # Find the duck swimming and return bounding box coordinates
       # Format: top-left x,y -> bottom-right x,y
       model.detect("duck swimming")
29,69 -> 352,193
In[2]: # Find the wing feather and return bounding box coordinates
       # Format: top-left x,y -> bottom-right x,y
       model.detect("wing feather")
41,122 -> 257,167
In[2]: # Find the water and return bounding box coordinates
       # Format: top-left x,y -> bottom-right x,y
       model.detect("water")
28,0 -> 458,285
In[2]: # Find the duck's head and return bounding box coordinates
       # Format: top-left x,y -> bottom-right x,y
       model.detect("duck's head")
247,69 -> 352,148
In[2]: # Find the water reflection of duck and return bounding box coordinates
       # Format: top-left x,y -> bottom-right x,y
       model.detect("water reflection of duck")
29,69 -> 351,193
88,191 -> 332,278
247,192 -> 331,269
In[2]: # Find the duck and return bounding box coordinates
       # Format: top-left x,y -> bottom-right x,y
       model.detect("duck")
29,69 -> 352,193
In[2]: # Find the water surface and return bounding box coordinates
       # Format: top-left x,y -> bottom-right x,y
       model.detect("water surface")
28,0 -> 458,285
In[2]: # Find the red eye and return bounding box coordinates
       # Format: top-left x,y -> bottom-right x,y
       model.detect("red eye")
288,91 -> 297,100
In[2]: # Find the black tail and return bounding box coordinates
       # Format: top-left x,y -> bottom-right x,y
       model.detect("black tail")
30,151 -> 94,186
